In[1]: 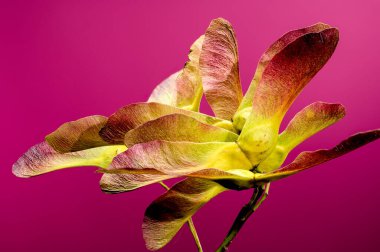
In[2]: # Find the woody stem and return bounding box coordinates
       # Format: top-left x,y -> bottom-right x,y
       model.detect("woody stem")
216,183 -> 270,252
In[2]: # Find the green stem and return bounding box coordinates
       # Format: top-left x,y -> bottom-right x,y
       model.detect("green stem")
216,183 -> 270,252
187,218 -> 203,252
158,181 -> 170,190
158,182 -> 203,252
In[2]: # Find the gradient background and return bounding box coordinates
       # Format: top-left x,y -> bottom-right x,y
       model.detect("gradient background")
1,0 -> 379,251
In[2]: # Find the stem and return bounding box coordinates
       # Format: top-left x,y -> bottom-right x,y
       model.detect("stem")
158,181 -> 170,190
158,182 -> 203,252
216,183 -> 270,252
187,218 -> 203,252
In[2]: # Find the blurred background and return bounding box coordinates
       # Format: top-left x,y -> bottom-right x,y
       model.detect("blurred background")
1,0 -> 379,251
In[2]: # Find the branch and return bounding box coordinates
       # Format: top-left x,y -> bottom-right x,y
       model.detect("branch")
216,183 -> 270,252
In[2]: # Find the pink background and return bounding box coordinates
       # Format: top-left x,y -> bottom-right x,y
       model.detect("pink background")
1,0 -> 379,251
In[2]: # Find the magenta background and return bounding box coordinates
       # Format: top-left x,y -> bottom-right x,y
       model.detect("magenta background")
1,0 -> 379,251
